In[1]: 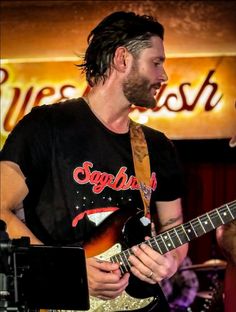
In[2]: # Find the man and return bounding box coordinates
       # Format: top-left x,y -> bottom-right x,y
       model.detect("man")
216,222 -> 236,312
0,11 -> 188,305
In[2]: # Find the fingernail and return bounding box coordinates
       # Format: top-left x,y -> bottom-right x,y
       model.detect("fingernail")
141,243 -> 147,249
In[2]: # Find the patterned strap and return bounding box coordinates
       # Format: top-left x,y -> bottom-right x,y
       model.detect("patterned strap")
130,120 -> 152,218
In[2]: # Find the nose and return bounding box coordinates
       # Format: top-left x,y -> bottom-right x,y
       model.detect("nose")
161,67 -> 168,82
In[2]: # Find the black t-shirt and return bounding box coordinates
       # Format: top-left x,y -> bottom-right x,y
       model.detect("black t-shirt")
0,98 -> 184,245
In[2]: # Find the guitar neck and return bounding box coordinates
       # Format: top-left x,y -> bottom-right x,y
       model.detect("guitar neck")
111,200 -> 236,274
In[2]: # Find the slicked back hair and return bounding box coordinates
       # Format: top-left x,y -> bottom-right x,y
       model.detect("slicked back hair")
79,11 -> 164,86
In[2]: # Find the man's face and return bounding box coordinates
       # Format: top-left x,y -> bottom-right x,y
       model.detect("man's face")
123,36 -> 167,108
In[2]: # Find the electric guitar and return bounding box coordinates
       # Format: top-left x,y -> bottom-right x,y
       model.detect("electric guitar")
81,199 -> 236,312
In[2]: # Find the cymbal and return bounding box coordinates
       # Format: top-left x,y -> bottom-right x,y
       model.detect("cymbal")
197,291 -> 213,299
180,259 -> 227,271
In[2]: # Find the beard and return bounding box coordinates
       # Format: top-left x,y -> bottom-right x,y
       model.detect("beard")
123,62 -> 157,109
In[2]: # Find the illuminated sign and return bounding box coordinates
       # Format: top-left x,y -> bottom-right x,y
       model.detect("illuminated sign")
1,56 -> 236,148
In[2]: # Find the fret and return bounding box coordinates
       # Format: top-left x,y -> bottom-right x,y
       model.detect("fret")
190,218 -> 205,237
206,212 -> 215,229
197,217 -> 206,233
112,254 -> 125,274
126,249 -> 132,257
181,224 -> 190,241
216,208 -> 224,224
118,254 -> 128,273
121,253 -> 129,273
218,206 -> 234,223
175,226 -> 189,244
169,228 -> 182,248
160,234 -> 170,252
183,222 -> 197,240
227,203 -> 234,219
149,238 -> 157,250
152,236 -> 163,254
167,231 -> 176,248
228,201 -> 236,217
123,250 -> 131,270
112,254 -> 119,264
161,232 -> 174,251
208,210 -> 221,228
199,214 -> 214,233
155,236 -> 167,254
123,256 -> 131,273
174,227 -> 183,245
190,220 -> 200,236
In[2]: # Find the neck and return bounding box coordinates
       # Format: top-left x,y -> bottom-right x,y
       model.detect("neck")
84,90 -> 131,134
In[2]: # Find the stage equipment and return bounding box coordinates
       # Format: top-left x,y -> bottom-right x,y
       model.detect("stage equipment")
180,259 -> 227,272
0,234 -> 89,311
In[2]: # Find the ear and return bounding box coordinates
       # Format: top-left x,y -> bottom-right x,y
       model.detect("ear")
113,47 -> 131,72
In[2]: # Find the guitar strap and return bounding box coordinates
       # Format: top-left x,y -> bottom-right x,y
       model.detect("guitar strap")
130,120 -> 152,219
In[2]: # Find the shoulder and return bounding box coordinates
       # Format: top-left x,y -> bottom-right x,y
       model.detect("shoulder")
46,97 -> 89,121
50,97 -> 85,111
30,97 -> 84,116
20,97 -> 87,127
140,123 -> 175,150
141,123 -> 167,139
2,98 -> 85,148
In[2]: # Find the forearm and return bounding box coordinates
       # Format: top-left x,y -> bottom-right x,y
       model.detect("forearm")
155,198 -> 189,267
217,221 -> 236,265
171,243 -> 188,267
0,209 -> 42,244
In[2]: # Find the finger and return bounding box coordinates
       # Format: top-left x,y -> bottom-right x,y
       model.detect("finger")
89,257 -> 120,272
143,243 -> 165,258
96,272 -> 130,291
129,246 -> 167,281
140,243 -> 167,265
129,265 -> 156,284
140,247 -> 170,278
130,245 -> 160,270
99,262 -> 121,274
88,269 -> 122,288
128,252 -> 155,282
112,268 -> 122,278
92,273 -> 130,299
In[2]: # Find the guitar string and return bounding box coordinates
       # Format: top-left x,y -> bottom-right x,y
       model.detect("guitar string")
112,201 -> 236,268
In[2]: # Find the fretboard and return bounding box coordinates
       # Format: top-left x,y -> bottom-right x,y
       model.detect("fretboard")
110,200 -> 236,274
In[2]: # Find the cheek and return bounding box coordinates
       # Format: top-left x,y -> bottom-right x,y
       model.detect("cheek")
144,65 -> 158,79
138,62 -> 151,74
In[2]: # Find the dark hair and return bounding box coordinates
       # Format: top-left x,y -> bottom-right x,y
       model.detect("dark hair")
79,11 -> 164,86
0,219 -> 7,231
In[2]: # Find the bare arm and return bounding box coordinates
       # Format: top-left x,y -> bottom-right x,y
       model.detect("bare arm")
156,198 -> 188,266
216,221 -> 236,265
0,161 -> 42,244
128,198 -> 188,284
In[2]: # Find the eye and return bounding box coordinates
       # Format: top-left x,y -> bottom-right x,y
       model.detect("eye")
153,62 -> 161,67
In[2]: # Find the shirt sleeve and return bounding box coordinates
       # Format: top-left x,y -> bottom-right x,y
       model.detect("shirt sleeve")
0,105 -> 53,178
147,129 -> 185,202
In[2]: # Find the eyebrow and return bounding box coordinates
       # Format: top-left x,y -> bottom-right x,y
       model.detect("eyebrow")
153,56 -> 165,62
